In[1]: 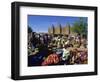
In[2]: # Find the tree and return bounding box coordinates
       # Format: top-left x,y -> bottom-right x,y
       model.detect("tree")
28,26 -> 33,33
71,18 -> 87,37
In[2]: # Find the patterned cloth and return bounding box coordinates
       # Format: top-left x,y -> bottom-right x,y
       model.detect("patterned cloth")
42,54 -> 60,66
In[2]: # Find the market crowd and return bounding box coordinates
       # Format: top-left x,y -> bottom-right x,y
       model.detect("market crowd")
28,28 -> 88,66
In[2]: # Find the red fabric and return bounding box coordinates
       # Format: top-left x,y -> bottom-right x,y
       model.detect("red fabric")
42,54 -> 59,66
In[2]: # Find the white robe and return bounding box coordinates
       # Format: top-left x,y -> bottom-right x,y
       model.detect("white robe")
62,48 -> 70,61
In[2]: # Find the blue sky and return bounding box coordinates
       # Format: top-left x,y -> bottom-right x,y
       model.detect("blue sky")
28,15 -> 87,33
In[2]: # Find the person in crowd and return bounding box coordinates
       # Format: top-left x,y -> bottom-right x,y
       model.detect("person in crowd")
62,45 -> 70,65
